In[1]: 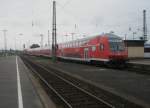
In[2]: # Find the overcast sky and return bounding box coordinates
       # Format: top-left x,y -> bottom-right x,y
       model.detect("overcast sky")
0,0 -> 150,50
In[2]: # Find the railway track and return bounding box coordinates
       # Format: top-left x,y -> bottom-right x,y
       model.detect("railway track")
61,58 -> 150,75
31,55 -> 150,75
21,56 -> 144,108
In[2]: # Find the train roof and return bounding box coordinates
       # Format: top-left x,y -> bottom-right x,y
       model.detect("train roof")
27,46 -> 51,51
59,33 -> 122,45
105,33 -> 122,40
27,33 -> 122,50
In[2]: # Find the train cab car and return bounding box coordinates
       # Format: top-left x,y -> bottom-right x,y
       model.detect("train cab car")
57,33 -> 128,64
106,34 -> 128,64
27,47 -> 42,56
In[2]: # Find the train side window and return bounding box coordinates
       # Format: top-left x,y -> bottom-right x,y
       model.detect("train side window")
92,46 -> 96,52
100,44 -> 104,51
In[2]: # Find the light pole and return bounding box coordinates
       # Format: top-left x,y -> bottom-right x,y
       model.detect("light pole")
19,33 -> 23,50
15,33 -> 23,52
0,29 -> 7,56
133,32 -> 136,40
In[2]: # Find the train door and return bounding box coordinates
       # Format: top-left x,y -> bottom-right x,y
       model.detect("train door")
99,43 -> 105,58
84,48 -> 89,60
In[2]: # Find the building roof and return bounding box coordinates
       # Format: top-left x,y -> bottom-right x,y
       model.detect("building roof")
124,40 -> 145,47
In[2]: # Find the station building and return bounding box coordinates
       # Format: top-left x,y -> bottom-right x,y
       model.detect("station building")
124,40 -> 145,58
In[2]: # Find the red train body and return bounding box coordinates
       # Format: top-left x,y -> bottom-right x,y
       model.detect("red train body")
25,33 -> 128,64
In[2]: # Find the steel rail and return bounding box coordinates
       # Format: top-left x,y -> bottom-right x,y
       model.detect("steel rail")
22,57 -> 115,108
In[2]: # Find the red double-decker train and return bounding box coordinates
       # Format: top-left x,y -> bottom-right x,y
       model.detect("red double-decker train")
25,33 -> 128,65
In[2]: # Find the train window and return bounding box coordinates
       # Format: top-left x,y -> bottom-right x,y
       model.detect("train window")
92,46 -> 96,52
110,42 -> 125,51
100,44 -> 104,51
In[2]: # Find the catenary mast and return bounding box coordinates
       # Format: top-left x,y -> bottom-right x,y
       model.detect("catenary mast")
52,1 -> 57,62
143,10 -> 147,41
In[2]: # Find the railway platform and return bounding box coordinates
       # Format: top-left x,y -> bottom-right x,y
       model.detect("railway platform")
127,59 -> 150,73
129,59 -> 150,65
0,56 -> 44,108
30,56 -> 150,108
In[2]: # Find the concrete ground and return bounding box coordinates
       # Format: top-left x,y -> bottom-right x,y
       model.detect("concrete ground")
0,56 -> 44,108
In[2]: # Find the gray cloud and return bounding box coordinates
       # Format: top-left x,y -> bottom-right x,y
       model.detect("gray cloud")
0,0 -> 150,49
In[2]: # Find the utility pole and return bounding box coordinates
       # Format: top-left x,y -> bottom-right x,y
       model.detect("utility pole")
124,34 -> 127,40
19,33 -> 23,50
48,30 -> 50,47
52,0 -> 57,62
143,9 -> 147,41
71,32 -> 75,47
40,34 -> 43,48
64,34 -> 69,42
71,32 -> 75,41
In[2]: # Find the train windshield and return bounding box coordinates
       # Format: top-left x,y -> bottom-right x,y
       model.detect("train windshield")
109,41 -> 125,52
